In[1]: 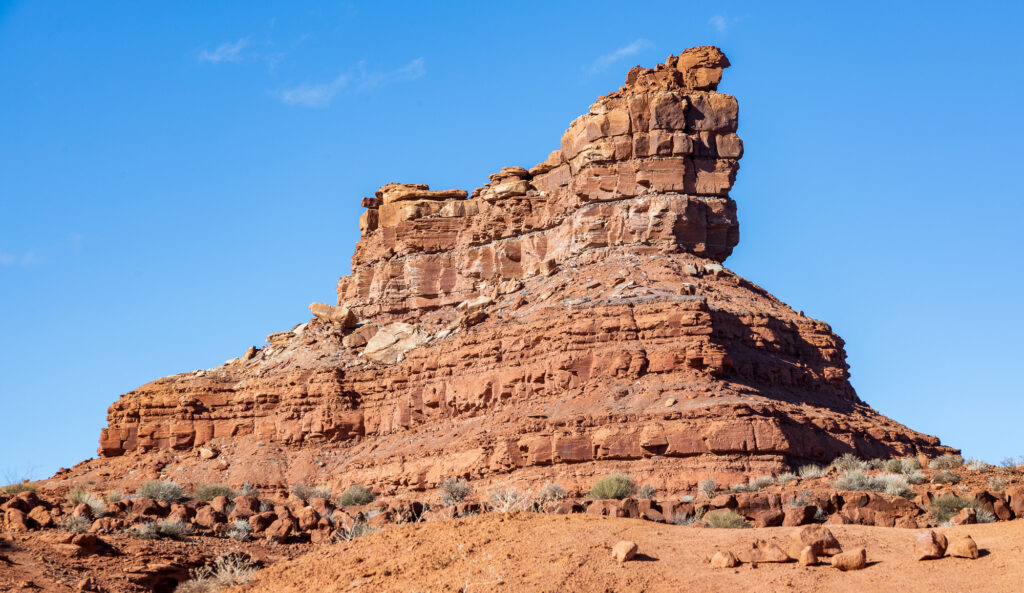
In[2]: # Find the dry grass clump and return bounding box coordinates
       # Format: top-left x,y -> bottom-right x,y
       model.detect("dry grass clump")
931,470 -> 961,484
290,483 -> 331,503
489,485 -> 531,513
589,472 -> 636,500
731,476 -> 773,493
987,476 -> 1008,491
798,464 -> 825,479
440,478 -> 472,506
699,478 -> 717,499
930,494 -> 995,524
194,484 -> 235,502
884,457 -> 922,474
174,554 -> 257,593
136,480 -> 186,502
673,508 -> 706,526
227,519 -> 252,541
1,483 -> 37,495
128,519 -> 192,540
831,453 -> 868,472
929,454 -> 964,470
705,509 -> 750,529
105,490 -> 123,502
339,484 -> 376,507
775,473 -> 797,486
534,482 -> 567,508
59,515 -> 92,533
68,487 -> 106,517
637,484 -> 657,499
833,470 -> 912,497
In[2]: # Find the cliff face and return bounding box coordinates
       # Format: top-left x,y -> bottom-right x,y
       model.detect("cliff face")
98,47 -> 951,494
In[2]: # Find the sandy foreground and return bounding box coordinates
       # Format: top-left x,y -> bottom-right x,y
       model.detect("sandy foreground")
233,512 -> 1024,593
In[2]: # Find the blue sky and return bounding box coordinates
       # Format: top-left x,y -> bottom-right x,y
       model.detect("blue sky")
1,1 -> 1022,480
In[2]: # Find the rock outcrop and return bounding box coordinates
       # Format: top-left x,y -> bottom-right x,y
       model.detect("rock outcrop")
97,46 -> 953,495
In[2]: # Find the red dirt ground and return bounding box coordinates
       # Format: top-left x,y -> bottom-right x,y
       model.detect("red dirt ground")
234,513 -> 1024,593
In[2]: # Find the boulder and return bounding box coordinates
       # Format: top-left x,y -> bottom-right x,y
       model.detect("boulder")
265,517 -> 296,543
737,539 -> 791,563
789,524 -> 841,557
248,511 -> 276,533
914,529 -> 948,560
611,540 -> 638,562
343,324 -> 379,349
710,551 -> 738,568
782,505 -> 816,527
830,547 -> 867,571
296,507 -> 321,531
27,506 -> 54,528
310,303 -> 357,328
798,546 -> 818,566
194,506 -> 225,529
4,508 -> 31,532
209,496 -> 231,514
363,322 -> 428,364
949,507 -> 976,526
948,535 -> 979,559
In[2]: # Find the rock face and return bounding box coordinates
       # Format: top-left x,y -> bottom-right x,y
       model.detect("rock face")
97,46 -> 953,495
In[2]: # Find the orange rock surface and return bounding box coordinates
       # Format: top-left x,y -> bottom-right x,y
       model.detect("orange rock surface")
96,46 -> 953,496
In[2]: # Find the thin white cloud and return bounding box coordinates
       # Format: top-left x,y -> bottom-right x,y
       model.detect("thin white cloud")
276,58 -> 426,108
588,39 -> 653,74
709,14 -> 742,33
0,252 -> 14,266
199,38 -> 250,64
277,74 -> 350,107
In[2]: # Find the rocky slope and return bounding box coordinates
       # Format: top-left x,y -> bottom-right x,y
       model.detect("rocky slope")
94,46 -> 952,497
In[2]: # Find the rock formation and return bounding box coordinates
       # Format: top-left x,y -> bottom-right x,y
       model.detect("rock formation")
97,46 -> 952,495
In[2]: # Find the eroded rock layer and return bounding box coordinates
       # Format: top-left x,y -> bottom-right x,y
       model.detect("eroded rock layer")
98,47 -> 952,494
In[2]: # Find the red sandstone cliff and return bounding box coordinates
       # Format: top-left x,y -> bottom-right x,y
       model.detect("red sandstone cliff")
96,47 -> 952,495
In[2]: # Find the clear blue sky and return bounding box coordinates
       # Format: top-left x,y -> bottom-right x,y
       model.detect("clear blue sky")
2,1 -> 1022,481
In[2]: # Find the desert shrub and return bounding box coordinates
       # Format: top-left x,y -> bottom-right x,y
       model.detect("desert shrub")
338,484 -> 375,507
999,456 -> 1023,470
731,476 -> 773,493
673,508 -> 706,526
238,482 -> 259,497
680,494 -> 694,503
290,483 -> 331,503
705,509 -> 749,529
885,457 -> 921,474
988,477 -> 1008,491
489,485 -> 529,512
439,478 -> 471,506
136,480 -> 186,502
775,473 -> 797,486
798,464 -> 825,479
699,478 -> 717,499
128,520 -> 192,540
339,518 -> 375,541
906,471 -> 926,485
787,490 -> 814,507
965,459 -> 991,472
1,483 -> 37,495
637,484 -> 657,499
194,484 -> 235,502
105,490 -> 123,503
174,554 -> 257,593
831,453 -> 868,472
534,482 -> 566,508
833,470 -> 912,497
932,470 -> 961,484
589,472 -> 636,500
59,515 -> 92,533
866,458 -> 886,470
68,487 -> 106,517
929,454 -> 964,470
930,494 -> 996,524
226,520 -> 253,542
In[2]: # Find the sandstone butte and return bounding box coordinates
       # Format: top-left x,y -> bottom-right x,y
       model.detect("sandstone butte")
94,46 -> 955,498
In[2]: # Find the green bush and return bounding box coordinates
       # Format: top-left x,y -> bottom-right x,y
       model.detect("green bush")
589,472 -> 636,500
929,454 -> 964,470
194,484 -> 236,502
439,478 -> 471,506
136,480 -> 186,502
930,494 -> 995,524
705,509 -> 750,529
339,484 -> 376,507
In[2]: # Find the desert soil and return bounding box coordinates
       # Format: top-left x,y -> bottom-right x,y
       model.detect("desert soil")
234,513 -> 1024,593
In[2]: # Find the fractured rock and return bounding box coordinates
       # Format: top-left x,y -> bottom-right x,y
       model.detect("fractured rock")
914,529 -> 948,560
611,540 -> 638,562
710,551 -> 738,568
830,547 -> 867,571
948,535 -> 979,559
